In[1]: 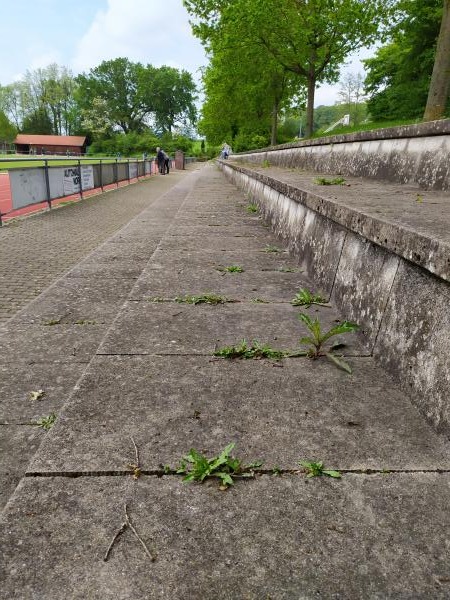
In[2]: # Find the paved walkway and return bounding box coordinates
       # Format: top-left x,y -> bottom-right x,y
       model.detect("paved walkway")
1,164 -> 449,598
0,170 -> 189,323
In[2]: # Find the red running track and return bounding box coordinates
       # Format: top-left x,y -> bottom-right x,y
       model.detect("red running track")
0,169 -> 158,222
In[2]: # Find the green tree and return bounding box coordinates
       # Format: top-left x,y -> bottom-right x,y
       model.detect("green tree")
364,0 -> 448,120
0,110 -> 17,142
76,58 -> 153,133
198,33 -> 299,146
424,0 -> 450,120
151,66 -> 197,133
21,107 -> 53,134
185,0 -> 396,136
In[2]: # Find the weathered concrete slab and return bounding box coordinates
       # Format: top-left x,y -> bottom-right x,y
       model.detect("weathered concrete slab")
232,120 -> 450,189
2,474 -> 450,599
98,302 -> 366,356
0,426 -> 44,509
331,232 -> 400,344
0,474 -> 20,511
223,162 -> 450,282
147,247 -> 298,271
129,258 -> 310,302
29,355 -> 450,474
0,360 -> 87,421
0,426 -> 44,472
172,214 -> 264,227
0,324 -> 108,362
10,277 -> 131,325
157,232 -> 278,253
166,224 -> 275,238
374,260 -> 450,432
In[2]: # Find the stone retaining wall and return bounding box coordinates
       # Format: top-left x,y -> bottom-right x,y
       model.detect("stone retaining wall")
232,120 -> 450,191
218,160 -> 450,436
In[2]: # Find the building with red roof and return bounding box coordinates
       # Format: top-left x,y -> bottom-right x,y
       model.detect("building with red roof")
14,134 -> 87,155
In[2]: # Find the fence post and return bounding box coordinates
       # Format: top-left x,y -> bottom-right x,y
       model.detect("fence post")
78,159 -> 83,199
44,159 -> 52,210
127,159 -> 130,184
100,159 -> 104,192
115,158 -> 119,188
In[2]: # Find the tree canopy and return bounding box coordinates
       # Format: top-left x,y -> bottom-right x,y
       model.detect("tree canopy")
364,0 -> 449,120
0,58 -> 197,142
185,0 -> 397,136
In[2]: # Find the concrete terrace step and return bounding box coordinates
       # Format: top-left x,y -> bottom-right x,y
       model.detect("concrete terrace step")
219,159 -> 450,436
223,161 -> 450,282
1,164 -> 449,599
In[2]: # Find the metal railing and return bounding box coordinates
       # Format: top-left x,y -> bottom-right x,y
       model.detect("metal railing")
0,157 -> 162,225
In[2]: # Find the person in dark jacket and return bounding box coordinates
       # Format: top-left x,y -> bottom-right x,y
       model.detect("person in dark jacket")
156,147 -> 165,174
163,151 -> 170,174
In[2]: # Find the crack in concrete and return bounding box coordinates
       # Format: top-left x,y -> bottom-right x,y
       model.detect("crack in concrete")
25,468 -> 450,478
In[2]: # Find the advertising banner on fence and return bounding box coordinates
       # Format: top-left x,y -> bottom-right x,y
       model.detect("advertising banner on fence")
129,162 -> 138,179
10,168 -> 47,210
63,165 -> 94,195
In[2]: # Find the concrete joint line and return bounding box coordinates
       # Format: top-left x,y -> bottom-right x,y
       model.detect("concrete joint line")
370,258 -> 401,355
25,468 -> 450,479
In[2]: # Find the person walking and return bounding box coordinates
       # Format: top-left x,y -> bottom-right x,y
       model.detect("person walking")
156,147 -> 165,174
163,151 -> 170,175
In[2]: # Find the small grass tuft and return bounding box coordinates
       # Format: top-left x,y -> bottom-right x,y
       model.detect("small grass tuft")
262,244 -> 282,253
43,318 -> 62,326
314,176 -> 346,186
297,312 -> 359,373
175,294 -> 231,305
291,288 -> 329,308
246,203 -> 259,213
217,265 -> 244,273
215,339 -> 287,360
34,413 -> 57,430
177,442 -> 263,489
299,460 -> 341,479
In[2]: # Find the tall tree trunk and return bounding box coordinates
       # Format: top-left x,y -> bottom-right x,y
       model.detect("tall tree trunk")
423,0 -> 450,121
271,98 -> 279,145
305,75 -> 316,137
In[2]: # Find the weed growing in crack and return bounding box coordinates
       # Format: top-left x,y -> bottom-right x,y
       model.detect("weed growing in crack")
175,294 -> 232,305
297,312 -> 358,373
147,297 -> 169,303
217,265 -> 244,273
74,319 -> 97,325
262,244 -> 282,253
214,339 -> 287,359
43,318 -> 62,326
246,203 -> 259,213
177,442 -> 263,489
34,413 -> 56,430
291,288 -> 329,308
314,177 -> 346,186
250,298 -> 270,303
261,159 -> 271,168
299,460 -> 341,479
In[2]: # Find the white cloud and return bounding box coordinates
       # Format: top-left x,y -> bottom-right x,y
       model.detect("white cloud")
72,0 -> 206,77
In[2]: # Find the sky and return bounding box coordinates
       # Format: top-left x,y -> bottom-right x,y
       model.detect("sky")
0,0 -> 371,108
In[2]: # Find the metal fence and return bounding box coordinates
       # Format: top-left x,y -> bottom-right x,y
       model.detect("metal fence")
0,157 -> 175,225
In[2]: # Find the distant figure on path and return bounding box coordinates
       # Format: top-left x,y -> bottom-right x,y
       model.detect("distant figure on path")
163,151 -> 170,174
221,143 -> 231,159
156,147 -> 165,174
